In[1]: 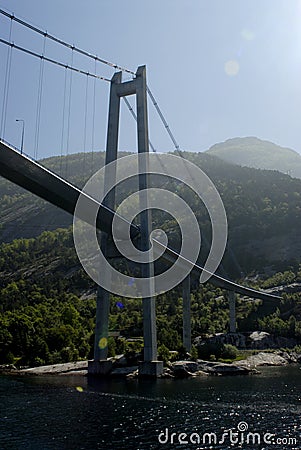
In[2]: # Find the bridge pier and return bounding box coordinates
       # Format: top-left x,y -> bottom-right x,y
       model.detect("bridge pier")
135,66 -> 162,376
228,290 -> 237,333
89,72 -> 121,375
182,274 -> 191,352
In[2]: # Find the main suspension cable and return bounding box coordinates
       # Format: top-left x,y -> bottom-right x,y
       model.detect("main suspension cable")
0,8 -> 182,158
123,97 -> 157,153
0,7 -> 184,171
0,8 -> 135,76
123,97 -> 172,186
0,38 -> 111,82
147,86 -> 181,152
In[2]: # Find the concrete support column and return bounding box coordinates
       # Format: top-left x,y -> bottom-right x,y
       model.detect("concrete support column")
136,66 -> 158,364
228,290 -> 236,333
183,274 -> 191,352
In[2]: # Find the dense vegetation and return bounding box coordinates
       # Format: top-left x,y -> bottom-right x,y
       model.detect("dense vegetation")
0,227 -> 300,366
0,148 -> 300,366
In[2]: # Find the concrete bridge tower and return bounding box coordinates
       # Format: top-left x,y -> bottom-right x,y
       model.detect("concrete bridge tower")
88,66 -> 163,377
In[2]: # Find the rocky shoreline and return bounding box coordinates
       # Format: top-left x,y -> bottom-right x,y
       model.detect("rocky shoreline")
1,349 -> 300,379
194,331 -> 299,351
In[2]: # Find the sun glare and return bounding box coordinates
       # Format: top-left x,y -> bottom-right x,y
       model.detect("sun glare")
224,59 -> 240,76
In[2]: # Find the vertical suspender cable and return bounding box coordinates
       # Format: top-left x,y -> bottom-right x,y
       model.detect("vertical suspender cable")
34,35 -> 46,160
83,73 -> 89,177
0,17 -> 13,140
60,67 -> 68,175
91,57 -> 97,176
65,47 -> 74,178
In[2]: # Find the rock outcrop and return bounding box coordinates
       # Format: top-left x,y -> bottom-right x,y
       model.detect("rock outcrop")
246,331 -> 297,350
171,361 -> 199,378
239,352 -> 287,367
170,360 -> 253,377
194,331 -> 297,351
196,360 -> 254,376
240,350 -> 301,367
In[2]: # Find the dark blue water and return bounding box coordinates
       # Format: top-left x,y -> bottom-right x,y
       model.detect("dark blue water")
1,366 -> 301,449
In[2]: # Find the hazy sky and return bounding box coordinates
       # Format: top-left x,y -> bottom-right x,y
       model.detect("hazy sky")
1,0 -> 301,158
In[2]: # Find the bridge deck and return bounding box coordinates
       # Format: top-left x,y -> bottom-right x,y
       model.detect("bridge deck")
0,140 -> 280,302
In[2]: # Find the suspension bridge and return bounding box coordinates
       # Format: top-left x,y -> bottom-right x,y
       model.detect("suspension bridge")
0,8 -> 281,377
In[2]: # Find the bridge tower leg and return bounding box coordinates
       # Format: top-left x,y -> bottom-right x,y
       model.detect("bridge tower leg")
135,67 -> 163,377
182,274 -> 191,352
88,66 -> 163,377
88,71 -> 122,375
228,290 -> 237,333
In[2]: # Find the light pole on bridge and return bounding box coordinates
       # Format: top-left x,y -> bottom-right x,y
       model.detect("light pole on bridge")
16,119 -> 25,154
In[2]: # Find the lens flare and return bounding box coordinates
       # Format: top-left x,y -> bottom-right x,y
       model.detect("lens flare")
224,60 -> 240,76
241,29 -> 255,41
98,337 -> 108,349
128,277 -> 135,287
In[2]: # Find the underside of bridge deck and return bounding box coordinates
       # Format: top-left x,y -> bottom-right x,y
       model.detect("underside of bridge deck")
0,139 -> 281,303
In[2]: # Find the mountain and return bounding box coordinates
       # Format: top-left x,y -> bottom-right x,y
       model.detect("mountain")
206,137 -> 301,178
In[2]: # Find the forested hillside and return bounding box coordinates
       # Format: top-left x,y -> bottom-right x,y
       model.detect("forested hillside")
0,228 -> 300,366
0,149 -> 300,366
0,150 -> 300,275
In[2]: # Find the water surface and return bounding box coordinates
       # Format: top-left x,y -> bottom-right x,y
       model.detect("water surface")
1,366 -> 301,449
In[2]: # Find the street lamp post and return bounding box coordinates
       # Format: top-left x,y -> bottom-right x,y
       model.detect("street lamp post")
16,119 -> 25,154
